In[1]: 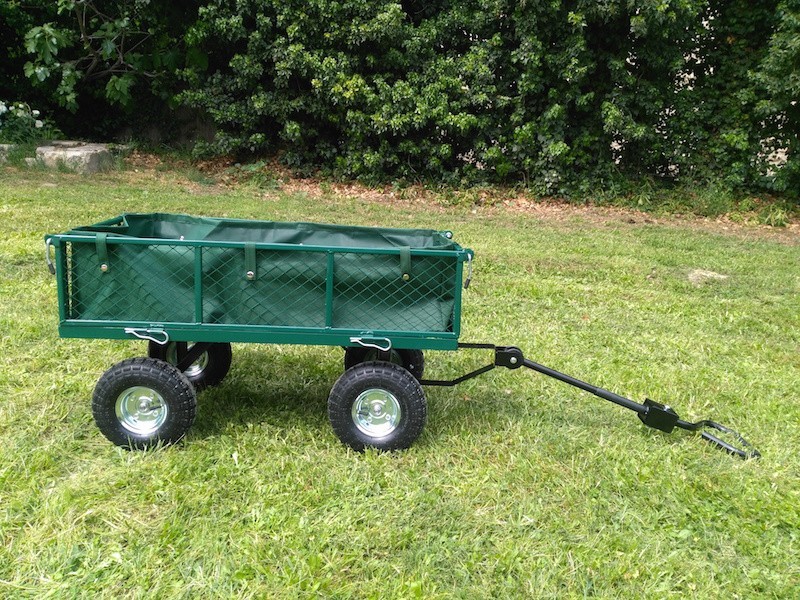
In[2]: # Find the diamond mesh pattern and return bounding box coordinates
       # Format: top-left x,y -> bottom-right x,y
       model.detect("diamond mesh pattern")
203,248 -> 327,326
65,240 -> 459,334
68,241 -> 195,322
333,252 -> 456,332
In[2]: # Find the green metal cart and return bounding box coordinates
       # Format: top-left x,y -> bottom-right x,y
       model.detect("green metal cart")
46,213 -> 758,458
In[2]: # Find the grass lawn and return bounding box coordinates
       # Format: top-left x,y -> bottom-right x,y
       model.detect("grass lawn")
1,164 -> 798,598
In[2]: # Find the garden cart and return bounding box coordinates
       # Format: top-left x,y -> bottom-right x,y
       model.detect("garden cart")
46,213 -> 758,458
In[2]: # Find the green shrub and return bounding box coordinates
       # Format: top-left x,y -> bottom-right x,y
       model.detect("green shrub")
177,0 -> 796,195
753,0 -> 800,193
759,204 -> 790,226
10,0 -> 798,196
0,100 -> 61,144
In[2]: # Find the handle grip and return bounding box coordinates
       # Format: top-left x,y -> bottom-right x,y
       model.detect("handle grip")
698,421 -> 761,459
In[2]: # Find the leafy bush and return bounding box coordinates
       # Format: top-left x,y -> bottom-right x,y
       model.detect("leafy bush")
177,0 -> 795,195
0,100 -> 61,144
7,0 -> 798,196
0,1 -> 54,98
20,0 -> 204,111
753,0 -> 800,193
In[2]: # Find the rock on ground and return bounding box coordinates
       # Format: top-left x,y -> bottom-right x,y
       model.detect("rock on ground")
0,144 -> 14,162
35,141 -> 113,174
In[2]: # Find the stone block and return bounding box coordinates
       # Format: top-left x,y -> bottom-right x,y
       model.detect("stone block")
35,142 -> 113,174
0,144 -> 15,163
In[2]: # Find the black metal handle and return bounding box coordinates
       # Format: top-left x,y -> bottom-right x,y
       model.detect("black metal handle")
427,343 -> 762,460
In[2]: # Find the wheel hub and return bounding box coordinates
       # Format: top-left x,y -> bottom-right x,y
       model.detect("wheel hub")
352,388 -> 401,437
166,343 -> 209,378
116,386 -> 168,435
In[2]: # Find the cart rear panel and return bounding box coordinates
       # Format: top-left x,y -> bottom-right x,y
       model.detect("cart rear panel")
49,213 -> 472,350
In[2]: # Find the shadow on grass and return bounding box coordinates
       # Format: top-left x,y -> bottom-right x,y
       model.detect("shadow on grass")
209,342 -> 754,460
184,343 -> 626,449
188,345 -> 337,442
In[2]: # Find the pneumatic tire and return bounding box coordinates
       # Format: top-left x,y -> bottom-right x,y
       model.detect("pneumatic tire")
148,341 -> 232,391
328,361 -> 427,452
343,347 -> 425,380
92,357 -> 197,450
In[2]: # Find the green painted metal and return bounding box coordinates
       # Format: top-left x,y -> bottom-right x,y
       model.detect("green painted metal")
57,320 -> 459,350
325,251 -> 335,328
193,247 -> 203,323
48,213 -> 472,351
55,240 -> 68,323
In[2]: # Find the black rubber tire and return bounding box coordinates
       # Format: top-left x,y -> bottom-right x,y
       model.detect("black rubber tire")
92,357 -> 197,450
328,361 -> 427,452
343,347 -> 425,380
148,341 -> 232,391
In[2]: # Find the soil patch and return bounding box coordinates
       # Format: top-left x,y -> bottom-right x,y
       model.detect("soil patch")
123,153 -> 800,246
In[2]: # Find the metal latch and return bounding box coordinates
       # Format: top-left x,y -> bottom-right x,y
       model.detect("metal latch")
45,238 -> 55,275
350,337 -> 392,352
464,252 -> 473,289
124,328 -> 170,345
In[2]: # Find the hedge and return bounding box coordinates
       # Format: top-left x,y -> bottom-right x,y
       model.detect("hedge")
6,0 -> 799,194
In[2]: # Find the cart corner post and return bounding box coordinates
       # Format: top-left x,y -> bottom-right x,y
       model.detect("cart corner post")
194,245 -> 204,323
45,236 -> 70,323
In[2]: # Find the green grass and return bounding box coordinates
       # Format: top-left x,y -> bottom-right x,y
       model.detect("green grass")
1,166 -> 798,598
588,180 -> 798,225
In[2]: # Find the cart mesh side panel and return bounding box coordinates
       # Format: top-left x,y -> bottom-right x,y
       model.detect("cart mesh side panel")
53,213 -> 470,346
68,241 -> 195,323
332,252 -> 456,332
203,248 -> 328,327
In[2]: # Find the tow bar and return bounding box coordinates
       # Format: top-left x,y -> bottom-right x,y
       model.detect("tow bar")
420,344 -> 760,459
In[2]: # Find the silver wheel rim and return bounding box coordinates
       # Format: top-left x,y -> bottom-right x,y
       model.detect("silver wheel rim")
115,386 -> 168,435
351,388 -> 402,437
166,343 -> 208,378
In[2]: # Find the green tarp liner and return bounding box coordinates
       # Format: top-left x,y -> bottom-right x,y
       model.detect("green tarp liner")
64,213 -> 467,334
71,213 -> 458,249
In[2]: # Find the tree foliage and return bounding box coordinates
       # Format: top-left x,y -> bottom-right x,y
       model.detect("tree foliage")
4,0 -> 797,194
754,0 -> 800,190
18,0 -> 201,110
0,0 -> 57,103
178,0 -> 796,193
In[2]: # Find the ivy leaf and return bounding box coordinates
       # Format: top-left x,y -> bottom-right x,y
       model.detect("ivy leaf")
105,74 -> 135,106
101,38 -> 116,59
